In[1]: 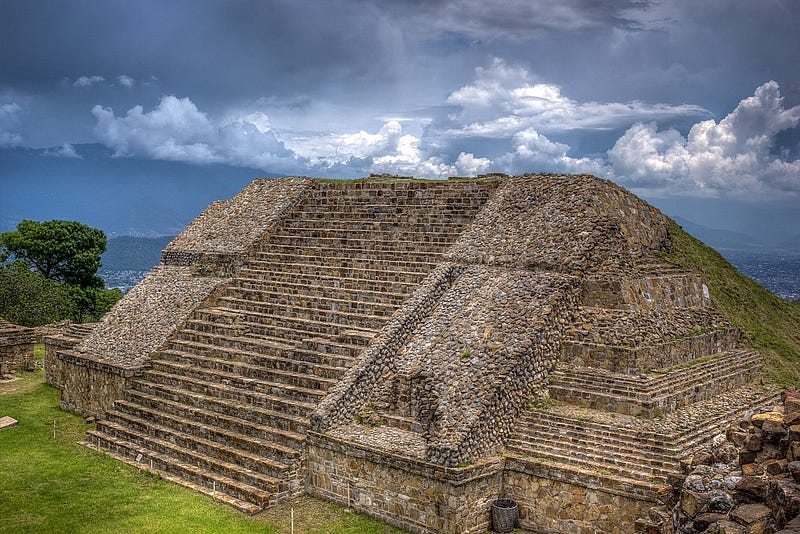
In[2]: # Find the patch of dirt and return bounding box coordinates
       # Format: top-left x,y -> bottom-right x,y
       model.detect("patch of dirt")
0,370 -> 45,396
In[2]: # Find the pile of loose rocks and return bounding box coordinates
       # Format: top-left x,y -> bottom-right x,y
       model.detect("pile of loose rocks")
637,390 -> 800,533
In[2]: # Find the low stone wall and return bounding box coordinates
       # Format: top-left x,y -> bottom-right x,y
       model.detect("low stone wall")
503,460 -> 654,534
57,351 -> 144,417
0,319 -> 36,375
307,432 -> 503,534
582,273 -> 708,311
45,337 -> 73,388
563,329 -> 740,373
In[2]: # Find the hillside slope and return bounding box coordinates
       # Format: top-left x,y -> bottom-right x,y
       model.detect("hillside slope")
662,220 -> 800,386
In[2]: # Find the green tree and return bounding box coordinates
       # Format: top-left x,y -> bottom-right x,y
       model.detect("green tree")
0,220 -> 120,325
0,219 -> 106,288
0,261 -> 72,326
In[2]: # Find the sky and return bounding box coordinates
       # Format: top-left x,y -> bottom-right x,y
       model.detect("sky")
1,0 -> 799,244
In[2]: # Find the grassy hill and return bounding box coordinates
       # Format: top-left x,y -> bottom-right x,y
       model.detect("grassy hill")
662,221 -> 800,387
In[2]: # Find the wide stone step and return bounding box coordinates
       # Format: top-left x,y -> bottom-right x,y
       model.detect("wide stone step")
549,351 -> 762,416
506,440 -> 676,483
114,393 -> 305,452
154,350 -> 343,390
215,295 -> 394,327
167,337 -> 355,373
125,385 -> 308,434
193,307 -> 379,341
139,370 -> 319,416
131,377 -> 315,421
107,402 -> 302,459
183,317 -> 374,348
235,268 -> 419,294
223,285 -> 403,315
277,221 -> 468,236
259,236 -> 454,253
147,360 -> 330,404
92,416 -> 289,484
232,276 -> 411,306
83,432 -> 271,513
512,420 -> 679,460
245,257 -> 436,277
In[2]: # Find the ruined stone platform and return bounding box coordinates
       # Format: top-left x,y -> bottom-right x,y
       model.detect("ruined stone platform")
50,174 -> 778,533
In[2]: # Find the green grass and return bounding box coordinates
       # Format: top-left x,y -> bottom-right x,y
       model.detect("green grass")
0,371 -> 402,534
661,221 -> 800,387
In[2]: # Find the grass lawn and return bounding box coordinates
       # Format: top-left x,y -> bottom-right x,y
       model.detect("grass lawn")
663,221 -> 800,387
0,370 -> 403,534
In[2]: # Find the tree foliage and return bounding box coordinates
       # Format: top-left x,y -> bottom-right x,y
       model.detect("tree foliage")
0,219 -> 106,288
0,220 -> 120,326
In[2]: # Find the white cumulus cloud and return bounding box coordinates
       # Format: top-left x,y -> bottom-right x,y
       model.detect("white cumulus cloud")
444,58 -> 709,136
74,75 -> 105,88
495,128 -> 609,176
43,143 -> 81,158
92,95 -> 295,170
608,81 -> 800,196
117,75 -> 135,87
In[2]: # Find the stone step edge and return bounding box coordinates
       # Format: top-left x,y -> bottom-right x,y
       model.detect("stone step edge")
147,361 -> 332,401
126,381 -> 309,429
136,371 -> 318,414
552,350 -> 760,391
505,441 -> 680,481
121,390 -> 307,445
106,405 -> 302,460
79,438 -> 265,514
131,377 -> 317,418
166,337 -> 355,370
548,357 -> 760,401
155,349 -> 343,387
93,419 -> 288,485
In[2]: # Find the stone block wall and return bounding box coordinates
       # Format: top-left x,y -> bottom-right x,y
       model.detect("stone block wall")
307,433 -> 503,534
58,351 -> 143,417
581,273 -> 708,311
562,329 -> 741,374
503,462 -> 654,534
0,319 -> 36,375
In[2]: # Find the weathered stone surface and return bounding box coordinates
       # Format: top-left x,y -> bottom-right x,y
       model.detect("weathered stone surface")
0,416 -> 18,429
730,503 -> 771,526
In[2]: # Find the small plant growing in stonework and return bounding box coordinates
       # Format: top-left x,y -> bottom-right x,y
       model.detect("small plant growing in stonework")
460,350 -> 472,359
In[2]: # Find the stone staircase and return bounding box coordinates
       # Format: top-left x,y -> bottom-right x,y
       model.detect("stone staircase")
507,264 -> 778,503
507,385 -> 781,501
84,181 -> 496,512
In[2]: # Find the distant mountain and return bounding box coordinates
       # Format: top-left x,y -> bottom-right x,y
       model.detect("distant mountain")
671,216 -> 765,251
0,143 -> 282,237
101,235 -> 175,271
